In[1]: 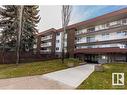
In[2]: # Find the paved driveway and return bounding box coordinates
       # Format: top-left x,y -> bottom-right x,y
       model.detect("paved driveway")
0,64 -> 95,89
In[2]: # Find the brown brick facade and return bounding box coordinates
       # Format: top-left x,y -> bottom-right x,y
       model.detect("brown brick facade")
36,28 -> 56,55
35,8 -> 127,62
67,28 -> 76,57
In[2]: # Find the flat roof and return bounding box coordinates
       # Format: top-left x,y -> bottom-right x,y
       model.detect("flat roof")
57,7 -> 127,32
38,7 -> 127,34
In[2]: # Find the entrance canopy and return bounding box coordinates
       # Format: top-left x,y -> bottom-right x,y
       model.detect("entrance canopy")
74,47 -> 127,54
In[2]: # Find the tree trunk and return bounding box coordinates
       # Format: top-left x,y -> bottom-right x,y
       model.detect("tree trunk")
61,5 -> 72,63
2,35 -> 5,64
61,27 -> 66,63
16,5 -> 24,64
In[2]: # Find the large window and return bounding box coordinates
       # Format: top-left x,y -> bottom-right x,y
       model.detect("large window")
87,27 -> 95,33
122,18 -> 127,25
86,36 -> 95,42
56,47 -> 59,50
56,32 -> 60,36
117,31 -> 127,38
102,33 -> 109,40
56,40 -> 59,43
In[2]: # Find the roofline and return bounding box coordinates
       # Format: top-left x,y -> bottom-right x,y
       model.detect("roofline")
38,28 -> 56,36
37,7 -> 127,34
56,7 -> 127,32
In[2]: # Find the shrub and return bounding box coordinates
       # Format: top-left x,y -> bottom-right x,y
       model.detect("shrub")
65,58 -> 82,67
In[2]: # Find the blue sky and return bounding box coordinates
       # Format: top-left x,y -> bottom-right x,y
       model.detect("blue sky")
39,5 -> 127,31
71,5 -> 127,24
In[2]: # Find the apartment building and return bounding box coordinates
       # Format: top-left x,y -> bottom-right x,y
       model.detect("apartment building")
34,28 -> 56,56
36,8 -> 127,63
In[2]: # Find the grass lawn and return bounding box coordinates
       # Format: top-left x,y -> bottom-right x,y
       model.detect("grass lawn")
78,63 -> 127,89
0,58 -> 81,79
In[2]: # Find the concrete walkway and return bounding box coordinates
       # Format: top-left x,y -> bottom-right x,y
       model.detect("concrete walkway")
42,64 -> 95,88
0,64 -> 95,89
0,75 -> 72,89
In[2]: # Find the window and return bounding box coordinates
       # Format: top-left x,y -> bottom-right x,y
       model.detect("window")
102,33 -> 109,36
76,37 -> 81,41
117,31 -> 122,34
102,55 -> 107,59
123,30 -> 127,36
106,23 -> 109,27
117,31 -> 126,37
87,45 -> 93,48
56,40 -> 59,43
56,32 -> 60,36
87,27 -> 95,33
102,33 -> 109,40
122,19 -> 127,25
101,24 -> 105,29
87,36 -> 95,42
76,30 -> 83,35
56,47 -> 59,50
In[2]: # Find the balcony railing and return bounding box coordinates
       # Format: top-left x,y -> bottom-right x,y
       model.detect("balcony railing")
41,43 -> 51,47
41,36 -> 52,41
75,19 -> 127,36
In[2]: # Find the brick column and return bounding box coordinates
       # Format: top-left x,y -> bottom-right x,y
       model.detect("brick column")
67,28 -> 76,58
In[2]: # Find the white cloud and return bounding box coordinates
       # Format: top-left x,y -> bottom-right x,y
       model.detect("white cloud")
38,6 -> 62,32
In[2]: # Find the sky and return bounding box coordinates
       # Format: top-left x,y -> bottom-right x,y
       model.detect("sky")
38,5 -> 127,32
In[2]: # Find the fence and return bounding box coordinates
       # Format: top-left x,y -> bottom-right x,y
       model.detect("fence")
0,51 -> 57,64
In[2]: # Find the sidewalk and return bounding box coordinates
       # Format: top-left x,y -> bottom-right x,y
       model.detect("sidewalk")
42,64 -> 95,88
0,64 -> 95,89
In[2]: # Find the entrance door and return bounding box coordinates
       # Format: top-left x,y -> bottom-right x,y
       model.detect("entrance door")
85,54 -> 98,63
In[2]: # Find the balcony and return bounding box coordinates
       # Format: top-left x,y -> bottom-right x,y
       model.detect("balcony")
75,18 -> 127,36
76,37 -> 127,47
75,43 -> 127,49
75,39 -> 96,44
87,27 -> 95,33
76,29 -> 95,36
41,35 -> 52,41
75,29 -> 87,35
41,43 -> 51,47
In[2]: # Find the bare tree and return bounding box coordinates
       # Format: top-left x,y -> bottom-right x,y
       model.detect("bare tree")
61,5 -> 72,63
16,5 -> 24,64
